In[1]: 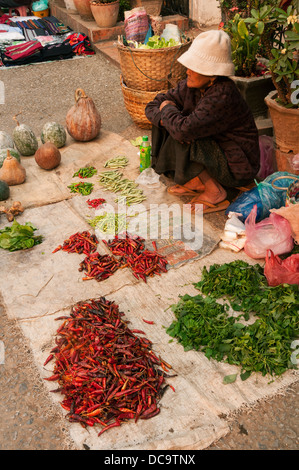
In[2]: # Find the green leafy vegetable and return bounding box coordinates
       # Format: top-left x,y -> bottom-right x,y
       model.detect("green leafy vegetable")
136,36 -> 180,49
0,220 -> 43,252
166,261 -> 299,382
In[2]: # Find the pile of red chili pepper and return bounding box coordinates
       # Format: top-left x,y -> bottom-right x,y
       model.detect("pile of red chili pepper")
86,198 -> 106,209
44,297 -> 174,436
79,252 -> 121,281
103,232 -> 145,257
52,231 -> 99,256
103,233 -> 168,283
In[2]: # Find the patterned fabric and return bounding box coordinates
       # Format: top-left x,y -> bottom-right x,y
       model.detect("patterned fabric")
4,38 -> 42,59
65,33 -> 95,55
145,77 -> 260,184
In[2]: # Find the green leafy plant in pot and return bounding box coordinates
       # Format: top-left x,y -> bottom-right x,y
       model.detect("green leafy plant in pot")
246,1 -> 299,172
245,1 -> 299,107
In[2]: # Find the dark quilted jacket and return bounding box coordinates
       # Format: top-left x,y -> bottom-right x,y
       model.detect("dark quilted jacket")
145,77 -> 260,182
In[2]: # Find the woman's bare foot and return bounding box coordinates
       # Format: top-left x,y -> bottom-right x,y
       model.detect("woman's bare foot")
183,176 -> 205,192
188,170 -> 228,212
167,175 -> 205,195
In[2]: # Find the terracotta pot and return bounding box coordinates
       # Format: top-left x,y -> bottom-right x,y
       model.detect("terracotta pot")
232,74 -> 275,119
90,1 -> 120,28
265,90 -> 299,154
130,0 -> 162,16
73,0 -> 94,20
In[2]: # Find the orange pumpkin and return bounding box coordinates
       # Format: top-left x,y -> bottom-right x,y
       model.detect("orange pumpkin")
66,88 -> 102,142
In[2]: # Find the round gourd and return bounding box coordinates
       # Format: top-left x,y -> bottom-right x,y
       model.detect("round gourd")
0,151 -> 26,186
66,88 -> 101,142
0,148 -> 20,168
0,131 -> 14,149
35,142 -> 61,170
0,179 -> 10,201
41,122 -> 67,148
12,114 -> 38,156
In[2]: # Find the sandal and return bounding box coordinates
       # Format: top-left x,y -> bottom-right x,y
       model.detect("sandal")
184,199 -> 230,214
167,184 -> 202,196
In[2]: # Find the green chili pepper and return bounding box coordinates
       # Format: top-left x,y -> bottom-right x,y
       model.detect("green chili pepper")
68,182 -> 94,195
73,166 -> 97,179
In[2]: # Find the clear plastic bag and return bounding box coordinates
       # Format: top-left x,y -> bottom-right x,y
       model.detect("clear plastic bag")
244,204 -> 294,259
264,250 -> 299,286
135,168 -> 161,188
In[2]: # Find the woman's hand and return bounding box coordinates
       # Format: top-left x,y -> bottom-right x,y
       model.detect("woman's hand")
159,100 -> 177,111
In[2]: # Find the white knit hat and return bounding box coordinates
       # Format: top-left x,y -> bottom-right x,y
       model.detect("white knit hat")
177,30 -> 235,77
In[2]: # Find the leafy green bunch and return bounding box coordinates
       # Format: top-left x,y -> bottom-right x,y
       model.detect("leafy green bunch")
166,260 -> 299,383
224,12 -> 262,76
0,220 -> 43,252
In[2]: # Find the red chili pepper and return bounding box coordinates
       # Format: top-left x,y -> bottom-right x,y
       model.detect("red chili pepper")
53,232 -> 99,256
44,296 -> 173,435
87,198 -> 106,209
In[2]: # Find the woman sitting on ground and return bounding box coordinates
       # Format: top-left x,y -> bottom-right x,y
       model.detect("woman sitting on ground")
145,30 -> 260,214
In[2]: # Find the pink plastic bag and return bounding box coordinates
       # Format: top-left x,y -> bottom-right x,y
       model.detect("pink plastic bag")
244,204 -> 294,259
257,135 -> 275,180
264,250 -> 299,286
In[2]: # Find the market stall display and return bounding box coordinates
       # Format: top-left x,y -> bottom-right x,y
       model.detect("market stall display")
0,14 -> 94,67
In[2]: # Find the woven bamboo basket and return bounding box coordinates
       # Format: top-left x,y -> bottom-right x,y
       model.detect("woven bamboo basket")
130,0 -> 163,16
120,76 -> 167,129
117,39 -> 192,92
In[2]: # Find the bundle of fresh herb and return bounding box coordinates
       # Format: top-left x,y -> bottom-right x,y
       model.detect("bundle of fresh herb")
0,220 -> 43,252
166,261 -> 299,382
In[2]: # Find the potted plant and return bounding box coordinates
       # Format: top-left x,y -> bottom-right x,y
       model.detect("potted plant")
219,3 -> 276,118
90,0 -> 120,28
246,1 -> 299,172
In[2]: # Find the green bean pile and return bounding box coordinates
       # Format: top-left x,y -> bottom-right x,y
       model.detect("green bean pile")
87,213 -> 128,235
104,156 -> 129,169
98,170 -> 146,206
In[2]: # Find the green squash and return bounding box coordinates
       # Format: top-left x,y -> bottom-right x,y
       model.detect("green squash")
41,122 -> 67,148
0,179 -> 10,201
0,131 -> 14,150
0,148 -> 21,168
12,115 -> 38,157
